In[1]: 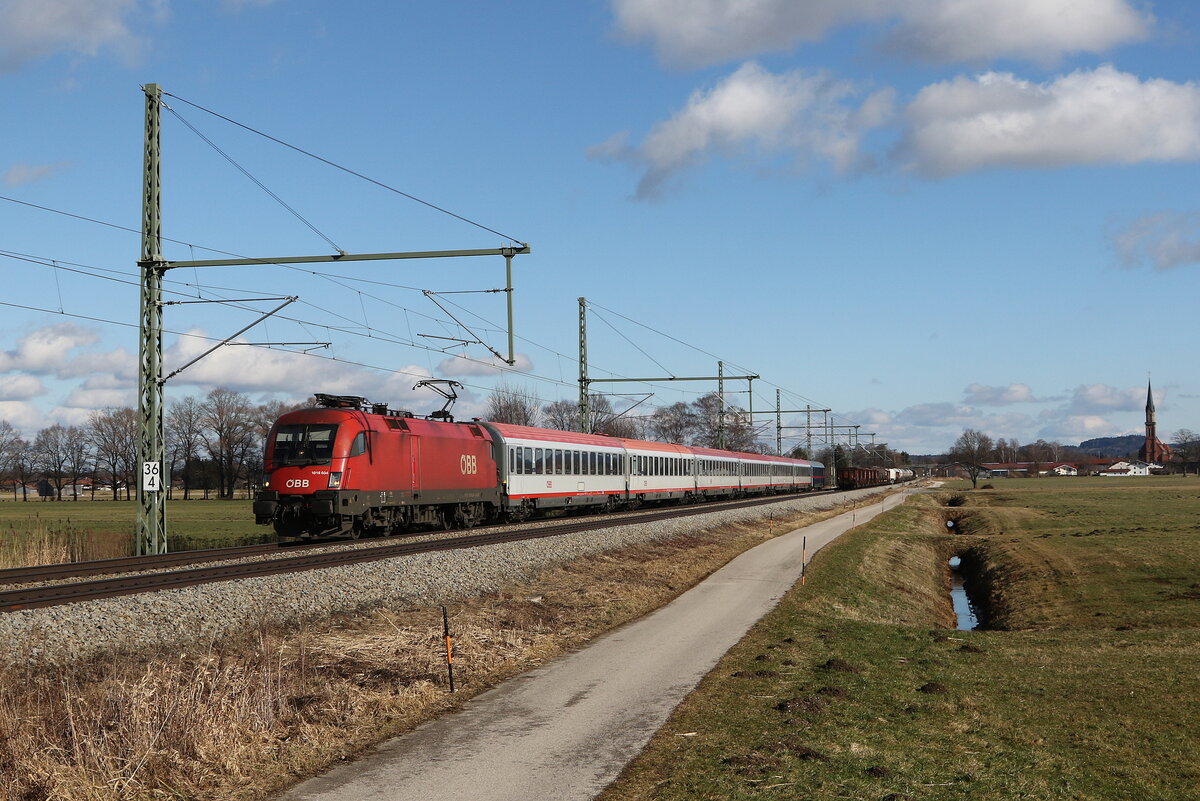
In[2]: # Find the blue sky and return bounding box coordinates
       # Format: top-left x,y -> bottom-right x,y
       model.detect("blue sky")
1,0 -> 1197,455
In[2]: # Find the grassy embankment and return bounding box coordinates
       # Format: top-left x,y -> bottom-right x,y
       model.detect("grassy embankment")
600,476 -> 1200,801
0,499 -> 266,568
0,494 -> 888,801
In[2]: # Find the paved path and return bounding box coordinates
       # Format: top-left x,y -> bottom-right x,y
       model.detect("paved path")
278,492 -> 908,801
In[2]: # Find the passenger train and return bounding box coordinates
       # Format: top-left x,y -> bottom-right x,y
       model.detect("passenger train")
253,394 -> 826,539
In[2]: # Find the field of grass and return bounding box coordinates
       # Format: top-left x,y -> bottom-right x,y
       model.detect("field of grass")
600,476 -> 1200,800
0,498 -> 269,567
1,497 -> 885,801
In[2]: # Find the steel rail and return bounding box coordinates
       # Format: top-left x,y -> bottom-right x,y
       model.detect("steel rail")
0,537 -> 341,586
0,493 -> 820,613
0,489 -> 835,586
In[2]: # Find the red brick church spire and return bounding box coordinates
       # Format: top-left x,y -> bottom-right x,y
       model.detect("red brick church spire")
1138,379 -> 1172,464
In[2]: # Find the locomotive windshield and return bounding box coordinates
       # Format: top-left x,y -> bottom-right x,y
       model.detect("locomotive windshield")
271,423 -> 338,466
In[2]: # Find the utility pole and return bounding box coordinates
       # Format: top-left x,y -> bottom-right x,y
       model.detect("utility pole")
578,297 -> 589,433
776,389 -> 781,456
575,299 -> 755,440
717,361 -> 725,450
136,84 -> 529,554
137,83 -> 166,555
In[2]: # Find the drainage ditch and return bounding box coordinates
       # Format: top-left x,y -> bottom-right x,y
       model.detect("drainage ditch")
948,556 -> 980,631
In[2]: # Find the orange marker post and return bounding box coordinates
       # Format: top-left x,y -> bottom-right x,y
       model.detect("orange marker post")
442,605 -> 456,693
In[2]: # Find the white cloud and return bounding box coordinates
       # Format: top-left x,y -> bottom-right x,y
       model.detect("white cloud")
0,400 -> 42,433
0,0 -> 143,72
436,351 -> 535,377
1037,414 -> 1128,441
0,374 -> 46,401
842,403 -> 1036,454
963,382 -> 1036,405
612,0 -> 892,67
899,66 -> 1200,177
61,385 -> 132,411
611,0 -> 1149,67
1113,212 -> 1200,271
158,329 -> 470,417
1063,383 -> 1148,415
590,62 -> 893,198
3,161 -> 70,186
884,0 -> 1150,65
0,323 -> 99,373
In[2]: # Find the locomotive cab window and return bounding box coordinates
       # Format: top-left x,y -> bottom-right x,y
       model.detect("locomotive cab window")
272,423 -> 337,466
348,432 -> 368,457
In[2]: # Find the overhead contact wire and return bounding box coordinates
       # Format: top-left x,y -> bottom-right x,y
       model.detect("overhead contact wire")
160,90 -> 526,245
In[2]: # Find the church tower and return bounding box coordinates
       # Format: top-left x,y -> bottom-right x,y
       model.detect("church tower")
1137,379 -> 1172,464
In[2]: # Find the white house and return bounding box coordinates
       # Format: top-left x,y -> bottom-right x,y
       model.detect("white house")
1040,463 -> 1079,476
1097,460 -> 1161,477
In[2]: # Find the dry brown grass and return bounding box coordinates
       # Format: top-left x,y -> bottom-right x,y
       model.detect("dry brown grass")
0,498 -> 880,801
0,521 -> 131,570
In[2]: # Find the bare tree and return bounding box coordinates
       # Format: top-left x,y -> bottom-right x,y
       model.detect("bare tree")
1172,429 -> 1199,475
201,388 -> 255,499
167,396 -> 206,500
692,393 -> 756,451
649,402 -> 699,444
33,424 -> 90,500
63,426 -> 91,500
88,408 -> 137,500
948,428 -> 995,489
541,399 -> 579,431
0,421 -> 19,498
9,435 -> 33,501
485,382 -> 541,426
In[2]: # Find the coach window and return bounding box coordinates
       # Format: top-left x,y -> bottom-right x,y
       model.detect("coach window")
510,448 -> 518,474
554,449 -> 563,474
533,448 -> 543,474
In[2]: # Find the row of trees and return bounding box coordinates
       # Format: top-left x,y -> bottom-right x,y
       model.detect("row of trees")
484,382 -> 911,466
2,382 -> 911,500
0,389 -> 300,501
485,383 -> 765,453
946,427 -> 1200,487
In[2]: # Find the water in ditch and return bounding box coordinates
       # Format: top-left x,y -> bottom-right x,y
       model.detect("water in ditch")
948,556 -> 979,631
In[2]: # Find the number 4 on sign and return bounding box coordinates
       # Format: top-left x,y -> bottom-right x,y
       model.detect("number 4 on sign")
143,461 -> 162,492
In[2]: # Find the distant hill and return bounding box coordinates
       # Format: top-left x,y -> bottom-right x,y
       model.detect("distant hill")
1078,435 -> 1142,458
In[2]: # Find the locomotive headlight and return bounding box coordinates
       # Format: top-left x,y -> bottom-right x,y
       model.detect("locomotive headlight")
327,472 -> 343,489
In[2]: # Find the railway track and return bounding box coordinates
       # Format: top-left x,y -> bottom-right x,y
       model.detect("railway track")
0,492 -> 827,613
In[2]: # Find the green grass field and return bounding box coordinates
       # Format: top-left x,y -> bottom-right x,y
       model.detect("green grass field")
0,498 -> 270,566
600,476 -> 1200,801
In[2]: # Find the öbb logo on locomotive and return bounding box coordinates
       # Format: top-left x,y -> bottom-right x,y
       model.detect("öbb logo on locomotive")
251,392 -> 838,540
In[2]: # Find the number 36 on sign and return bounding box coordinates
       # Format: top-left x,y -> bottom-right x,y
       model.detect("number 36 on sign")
142,461 -> 162,492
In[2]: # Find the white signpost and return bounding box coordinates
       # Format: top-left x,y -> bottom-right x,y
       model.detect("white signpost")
142,461 -> 162,493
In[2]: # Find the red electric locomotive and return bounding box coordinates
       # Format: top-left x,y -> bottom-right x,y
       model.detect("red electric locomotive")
253,394 -> 500,538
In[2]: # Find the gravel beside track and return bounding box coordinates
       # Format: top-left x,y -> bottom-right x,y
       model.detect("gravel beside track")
0,487 -> 892,666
